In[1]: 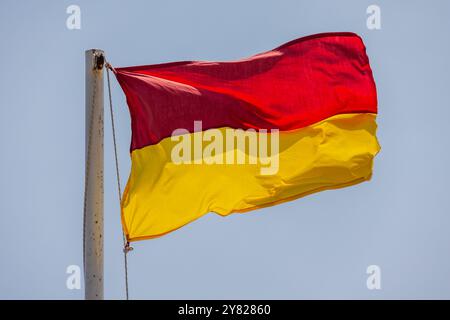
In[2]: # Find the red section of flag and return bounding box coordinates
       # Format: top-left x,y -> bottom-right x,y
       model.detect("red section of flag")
114,32 -> 377,151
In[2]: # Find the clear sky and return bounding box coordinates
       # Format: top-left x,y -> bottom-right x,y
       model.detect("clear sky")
1,0 -> 450,299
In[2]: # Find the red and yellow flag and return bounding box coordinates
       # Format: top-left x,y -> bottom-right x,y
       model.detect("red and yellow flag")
114,32 -> 380,241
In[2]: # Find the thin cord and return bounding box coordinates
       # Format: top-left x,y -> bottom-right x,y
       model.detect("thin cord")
106,63 -> 131,300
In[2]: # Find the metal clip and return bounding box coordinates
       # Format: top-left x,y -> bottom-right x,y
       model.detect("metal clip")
123,242 -> 134,254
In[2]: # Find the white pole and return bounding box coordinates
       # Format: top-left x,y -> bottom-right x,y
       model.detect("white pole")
84,49 -> 104,300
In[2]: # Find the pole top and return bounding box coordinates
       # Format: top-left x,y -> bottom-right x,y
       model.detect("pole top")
86,49 -> 105,70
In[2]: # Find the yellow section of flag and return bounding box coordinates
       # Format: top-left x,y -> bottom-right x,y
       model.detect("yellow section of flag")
121,113 -> 380,241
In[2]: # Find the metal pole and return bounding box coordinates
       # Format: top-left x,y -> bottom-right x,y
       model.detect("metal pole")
84,49 -> 104,300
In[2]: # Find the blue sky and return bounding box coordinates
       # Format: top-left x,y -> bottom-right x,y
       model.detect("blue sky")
1,0 -> 450,299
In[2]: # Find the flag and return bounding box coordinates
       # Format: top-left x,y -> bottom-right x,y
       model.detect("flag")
113,32 -> 380,241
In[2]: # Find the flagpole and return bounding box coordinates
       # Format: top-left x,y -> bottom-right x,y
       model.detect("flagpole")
84,49 -> 104,300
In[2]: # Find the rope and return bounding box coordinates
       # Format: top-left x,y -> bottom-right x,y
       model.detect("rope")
106,62 -> 132,300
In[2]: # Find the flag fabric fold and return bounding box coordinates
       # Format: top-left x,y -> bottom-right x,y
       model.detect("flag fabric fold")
114,32 -> 380,241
